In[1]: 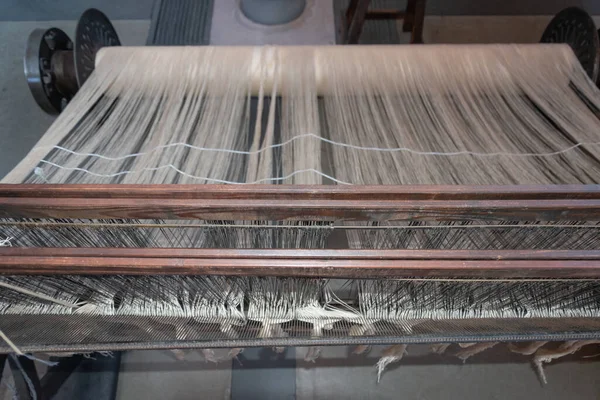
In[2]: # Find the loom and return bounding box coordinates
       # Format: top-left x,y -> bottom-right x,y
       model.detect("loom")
4,3 -> 600,383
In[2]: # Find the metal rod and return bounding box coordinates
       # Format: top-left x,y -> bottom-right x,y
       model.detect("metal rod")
2,330 -> 600,354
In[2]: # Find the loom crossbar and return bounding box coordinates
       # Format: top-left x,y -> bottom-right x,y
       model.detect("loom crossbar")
1,248 -> 600,278
1,184 -> 600,221
1,184 -> 600,278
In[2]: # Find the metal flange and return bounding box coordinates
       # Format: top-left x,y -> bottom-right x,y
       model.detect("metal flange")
24,8 -> 121,114
541,7 -> 600,82
24,28 -> 76,114
74,8 -> 121,87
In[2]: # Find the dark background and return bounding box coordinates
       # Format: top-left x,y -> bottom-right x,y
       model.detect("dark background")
2,0 -> 599,21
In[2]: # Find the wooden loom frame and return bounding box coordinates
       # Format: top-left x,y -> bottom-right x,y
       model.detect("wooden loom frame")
343,0 -> 427,44
1,184 -> 600,279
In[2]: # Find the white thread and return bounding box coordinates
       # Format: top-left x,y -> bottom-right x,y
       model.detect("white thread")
33,167 -> 49,183
39,133 -> 600,160
14,45 -> 600,186
0,281 -> 82,308
376,344 -> 407,382
0,237 -> 12,247
37,161 -> 353,185
23,354 -> 59,367
320,137 -> 600,157
1,332 -> 22,355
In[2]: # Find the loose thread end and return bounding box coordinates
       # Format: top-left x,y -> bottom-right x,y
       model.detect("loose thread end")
33,167 -> 49,183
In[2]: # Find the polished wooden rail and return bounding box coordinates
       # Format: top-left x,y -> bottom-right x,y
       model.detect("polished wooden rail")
1,184 -> 600,221
1,248 -> 600,278
1,184 -> 599,278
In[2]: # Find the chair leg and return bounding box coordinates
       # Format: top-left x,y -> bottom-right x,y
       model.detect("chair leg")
346,0 -> 372,44
410,0 -> 426,43
402,0 -> 416,32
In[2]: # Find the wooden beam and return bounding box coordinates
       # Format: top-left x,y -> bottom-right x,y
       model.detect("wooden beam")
403,0 -> 416,32
3,184 -> 599,200
1,185 -> 599,221
345,0 -> 360,28
346,0 -> 371,44
1,248 -> 600,278
365,10 -> 405,20
1,197 -> 599,221
410,0 -> 426,44
2,248 -> 599,260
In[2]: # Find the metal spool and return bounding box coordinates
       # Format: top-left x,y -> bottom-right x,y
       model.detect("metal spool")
24,9 -> 120,114
24,28 -> 76,114
75,8 -> 121,87
540,7 -> 600,83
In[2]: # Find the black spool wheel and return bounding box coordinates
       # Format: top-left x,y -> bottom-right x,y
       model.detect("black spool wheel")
24,28 -> 74,114
540,7 -> 600,82
74,8 -> 121,87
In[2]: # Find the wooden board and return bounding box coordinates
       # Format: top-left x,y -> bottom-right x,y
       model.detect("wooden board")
1,248 -> 600,278
1,184 -> 600,221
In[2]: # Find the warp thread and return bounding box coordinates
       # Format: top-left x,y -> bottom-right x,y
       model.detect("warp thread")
376,344 -> 407,382
10,45 -> 600,187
